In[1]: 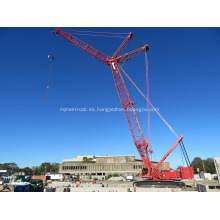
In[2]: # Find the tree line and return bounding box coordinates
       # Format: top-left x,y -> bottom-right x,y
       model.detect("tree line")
0,162 -> 59,175
0,157 -> 217,175
190,157 -> 216,174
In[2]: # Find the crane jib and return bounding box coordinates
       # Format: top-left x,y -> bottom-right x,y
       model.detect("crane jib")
53,28 -> 193,180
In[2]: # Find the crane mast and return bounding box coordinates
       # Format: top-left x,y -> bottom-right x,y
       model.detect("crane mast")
53,29 -> 193,180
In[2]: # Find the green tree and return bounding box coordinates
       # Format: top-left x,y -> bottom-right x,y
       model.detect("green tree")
22,167 -> 32,174
82,158 -> 95,163
51,163 -> 59,173
32,166 -> 41,175
204,158 -> 216,174
191,157 -> 204,173
39,162 -> 53,174
0,162 -> 20,173
191,157 -> 217,174
108,174 -> 113,179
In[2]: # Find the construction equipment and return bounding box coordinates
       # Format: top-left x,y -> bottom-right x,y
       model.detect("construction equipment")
52,28 -> 194,181
12,175 -> 45,192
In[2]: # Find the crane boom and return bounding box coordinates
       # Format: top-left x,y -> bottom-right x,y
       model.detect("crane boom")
53,29 -> 193,180
112,32 -> 132,58
53,29 -> 110,65
110,63 -> 151,160
114,45 -> 149,64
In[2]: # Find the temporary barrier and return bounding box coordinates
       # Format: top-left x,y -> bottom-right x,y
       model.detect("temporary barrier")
46,187 -> 56,192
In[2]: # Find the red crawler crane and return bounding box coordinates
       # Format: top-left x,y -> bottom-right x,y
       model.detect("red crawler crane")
52,29 -> 194,181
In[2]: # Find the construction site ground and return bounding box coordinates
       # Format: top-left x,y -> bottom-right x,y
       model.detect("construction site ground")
44,179 -> 220,192
1,179 -> 219,192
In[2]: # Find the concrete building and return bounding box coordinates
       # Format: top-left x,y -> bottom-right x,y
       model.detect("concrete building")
59,154 -> 170,178
214,157 -> 220,184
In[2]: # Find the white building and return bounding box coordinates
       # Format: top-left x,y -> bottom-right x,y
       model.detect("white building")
214,157 -> 220,184
47,174 -> 64,181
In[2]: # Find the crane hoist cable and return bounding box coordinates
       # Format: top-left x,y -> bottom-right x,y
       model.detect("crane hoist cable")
132,35 -> 191,165
118,64 -> 179,138
117,33 -> 179,139
45,55 -> 54,100
132,35 -> 151,146
45,32 -> 57,100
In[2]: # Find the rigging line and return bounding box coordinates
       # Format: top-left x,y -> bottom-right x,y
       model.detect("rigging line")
50,32 -> 58,59
45,56 -> 54,100
132,35 -> 145,47
145,51 -> 151,147
179,143 -> 185,167
181,141 -> 190,164
45,34 -> 57,100
180,142 -> 189,167
66,32 -> 127,38
49,31 -> 57,58
152,152 -> 157,163
180,141 -> 191,165
138,110 -> 150,143
118,64 -> 179,138
179,141 -> 187,164
179,141 -> 190,167
60,29 -> 129,35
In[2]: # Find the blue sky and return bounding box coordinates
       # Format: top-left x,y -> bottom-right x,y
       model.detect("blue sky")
0,27 -> 219,168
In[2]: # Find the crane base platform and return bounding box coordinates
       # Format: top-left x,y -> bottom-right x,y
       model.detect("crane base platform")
133,180 -> 187,188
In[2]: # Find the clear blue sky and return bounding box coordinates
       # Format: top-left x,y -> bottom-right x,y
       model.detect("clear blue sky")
0,27 -> 219,168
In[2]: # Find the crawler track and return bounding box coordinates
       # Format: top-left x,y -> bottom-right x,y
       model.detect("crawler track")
133,180 -> 186,188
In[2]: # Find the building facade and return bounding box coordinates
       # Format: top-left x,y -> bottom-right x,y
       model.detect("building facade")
59,155 -> 170,178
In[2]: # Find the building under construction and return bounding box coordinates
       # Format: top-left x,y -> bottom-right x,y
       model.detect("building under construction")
59,154 -> 170,178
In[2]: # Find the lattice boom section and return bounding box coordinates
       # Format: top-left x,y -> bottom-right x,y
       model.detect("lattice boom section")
112,33 -> 132,58
116,46 -> 148,64
111,65 -> 149,158
59,31 -> 110,65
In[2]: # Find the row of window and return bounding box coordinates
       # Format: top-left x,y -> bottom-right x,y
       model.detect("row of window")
62,164 -> 144,171
63,166 -> 87,170
133,165 -> 143,169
